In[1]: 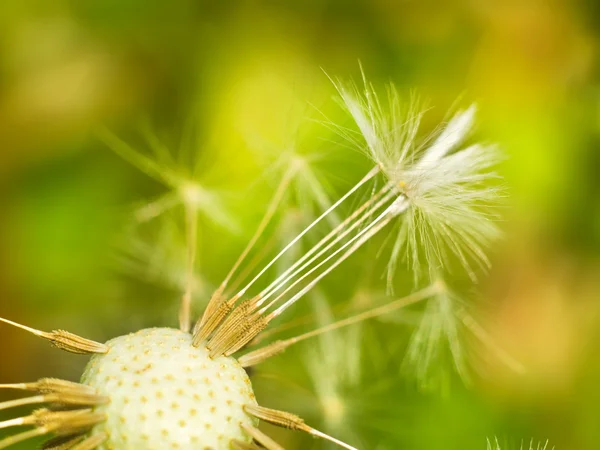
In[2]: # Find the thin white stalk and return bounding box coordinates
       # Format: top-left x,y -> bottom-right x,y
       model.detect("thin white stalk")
0,416 -> 32,430
0,395 -> 47,412
263,204 -> 394,314
179,201 -> 198,332
235,166 -> 380,298
270,197 -> 408,316
258,189 -> 398,310
0,317 -> 45,337
308,427 -> 358,450
257,181 -> 395,305
0,427 -> 51,450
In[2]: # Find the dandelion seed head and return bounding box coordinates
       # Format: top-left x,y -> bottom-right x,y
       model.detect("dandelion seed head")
81,328 -> 257,449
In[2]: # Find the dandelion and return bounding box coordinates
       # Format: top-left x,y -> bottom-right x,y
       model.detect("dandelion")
0,71 -> 507,449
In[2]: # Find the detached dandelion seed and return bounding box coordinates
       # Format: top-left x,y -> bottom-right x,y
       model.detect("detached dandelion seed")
0,70 -> 507,449
333,72 -> 502,286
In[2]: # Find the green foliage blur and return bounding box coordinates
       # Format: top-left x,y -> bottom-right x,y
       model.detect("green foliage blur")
1,1 -> 599,449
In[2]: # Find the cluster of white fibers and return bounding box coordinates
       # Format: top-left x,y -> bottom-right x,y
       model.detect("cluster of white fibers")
334,76 -> 503,287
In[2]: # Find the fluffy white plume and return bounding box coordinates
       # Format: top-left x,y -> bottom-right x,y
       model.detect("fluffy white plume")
335,75 -> 502,286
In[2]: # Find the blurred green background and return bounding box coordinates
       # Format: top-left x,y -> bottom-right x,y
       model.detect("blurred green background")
1,0 -> 599,449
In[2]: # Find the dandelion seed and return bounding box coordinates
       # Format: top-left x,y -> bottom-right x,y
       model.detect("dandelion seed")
0,317 -> 108,355
334,72 -> 502,286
